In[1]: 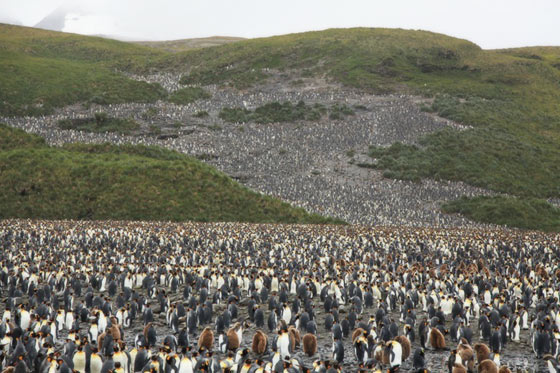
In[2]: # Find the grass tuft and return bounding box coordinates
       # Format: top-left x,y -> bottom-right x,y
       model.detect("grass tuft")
442,196 -> 560,232
167,87 -> 211,105
58,113 -> 140,134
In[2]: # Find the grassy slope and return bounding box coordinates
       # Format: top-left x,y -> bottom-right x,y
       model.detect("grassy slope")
0,125 -> 341,224
167,28 -> 560,230
442,196 -> 560,232
167,28 -> 483,89
0,24 -> 168,116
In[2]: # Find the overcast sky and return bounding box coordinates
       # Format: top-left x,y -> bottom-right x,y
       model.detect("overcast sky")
1,0 -> 558,49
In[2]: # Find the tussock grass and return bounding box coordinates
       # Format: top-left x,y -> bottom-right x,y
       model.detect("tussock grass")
168,87 -> 211,105
442,196 -> 560,232
57,113 -> 140,134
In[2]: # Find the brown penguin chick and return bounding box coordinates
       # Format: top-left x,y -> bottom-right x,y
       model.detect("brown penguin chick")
251,330 -> 268,355
452,363 -> 468,373
478,359 -> 498,373
97,332 -> 106,352
394,335 -> 411,360
457,338 -> 474,370
373,342 -> 390,365
288,326 -> 300,349
143,322 -> 152,342
352,328 -> 366,343
108,324 -> 121,341
498,366 -> 512,373
302,333 -> 317,357
473,343 -> 491,364
286,328 -> 296,353
198,327 -> 214,351
1,367 -> 15,373
373,342 -> 382,363
429,327 -> 446,350
457,338 -> 473,358
226,322 -> 242,350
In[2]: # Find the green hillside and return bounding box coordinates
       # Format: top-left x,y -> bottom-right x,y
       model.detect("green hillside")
0,24 -> 168,116
0,124 -> 341,224
170,28 -> 560,230
442,196 -> 560,232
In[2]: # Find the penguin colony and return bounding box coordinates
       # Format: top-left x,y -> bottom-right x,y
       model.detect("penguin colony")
2,84 -> 486,229
0,220 -> 558,372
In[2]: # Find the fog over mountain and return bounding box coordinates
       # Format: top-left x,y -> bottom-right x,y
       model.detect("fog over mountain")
33,2 -> 71,31
32,0 -> 126,39
0,15 -> 23,26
